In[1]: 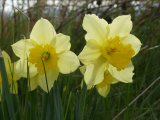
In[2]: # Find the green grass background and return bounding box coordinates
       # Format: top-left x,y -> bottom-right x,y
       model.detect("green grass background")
0,0 -> 160,120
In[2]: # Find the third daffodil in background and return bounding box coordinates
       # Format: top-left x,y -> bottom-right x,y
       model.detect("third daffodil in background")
79,14 -> 141,89
0,51 -> 21,100
12,18 -> 80,92
80,66 -> 117,97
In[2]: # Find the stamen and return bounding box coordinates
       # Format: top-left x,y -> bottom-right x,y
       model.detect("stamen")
107,47 -> 118,53
42,52 -> 50,60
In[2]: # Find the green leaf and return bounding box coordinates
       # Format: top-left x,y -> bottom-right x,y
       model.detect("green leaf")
41,92 -> 48,120
79,80 -> 87,120
53,81 -> 63,120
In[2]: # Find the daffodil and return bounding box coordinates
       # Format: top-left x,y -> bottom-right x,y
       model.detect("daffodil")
80,66 -> 127,97
11,18 -> 80,92
79,14 -> 141,87
0,51 -> 21,100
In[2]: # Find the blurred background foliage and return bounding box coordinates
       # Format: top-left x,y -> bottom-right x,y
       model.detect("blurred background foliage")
0,0 -> 160,120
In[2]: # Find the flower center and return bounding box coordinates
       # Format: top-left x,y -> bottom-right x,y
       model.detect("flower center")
101,36 -> 135,71
28,44 -> 59,75
97,70 -> 113,88
42,52 -> 50,61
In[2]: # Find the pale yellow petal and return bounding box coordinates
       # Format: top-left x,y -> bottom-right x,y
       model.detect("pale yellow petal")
79,66 -> 86,75
3,62 -> 21,82
2,51 -> 11,71
78,39 -> 101,65
50,33 -> 71,54
85,33 -> 93,41
120,34 -> 142,56
80,67 -> 93,90
81,80 -> 93,90
109,15 -> 132,38
9,80 -> 18,94
58,51 -> 80,74
83,14 -> 108,45
12,62 -> 21,81
11,39 -> 35,59
38,68 -> 59,92
2,51 -> 21,81
96,84 -> 110,97
28,75 -> 38,91
16,59 -> 37,78
111,78 -> 119,84
84,57 -> 107,86
30,18 -> 56,44
108,61 -> 134,83
87,85 -> 93,90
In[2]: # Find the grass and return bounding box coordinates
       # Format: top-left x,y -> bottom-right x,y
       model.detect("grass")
0,0 -> 160,120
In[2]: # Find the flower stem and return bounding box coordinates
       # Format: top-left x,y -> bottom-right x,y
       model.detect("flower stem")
41,58 -> 54,120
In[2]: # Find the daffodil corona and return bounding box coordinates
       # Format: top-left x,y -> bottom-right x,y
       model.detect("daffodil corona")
28,44 -> 59,74
79,14 -> 141,97
101,36 -> 135,71
12,18 -> 80,92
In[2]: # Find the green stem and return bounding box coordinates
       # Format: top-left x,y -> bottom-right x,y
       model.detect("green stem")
41,59 -> 54,120
64,92 -> 72,120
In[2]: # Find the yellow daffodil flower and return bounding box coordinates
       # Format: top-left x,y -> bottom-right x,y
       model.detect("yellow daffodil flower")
0,51 -> 21,100
11,18 -> 80,92
79,14 -> 141,87
80,66 -> 119,97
